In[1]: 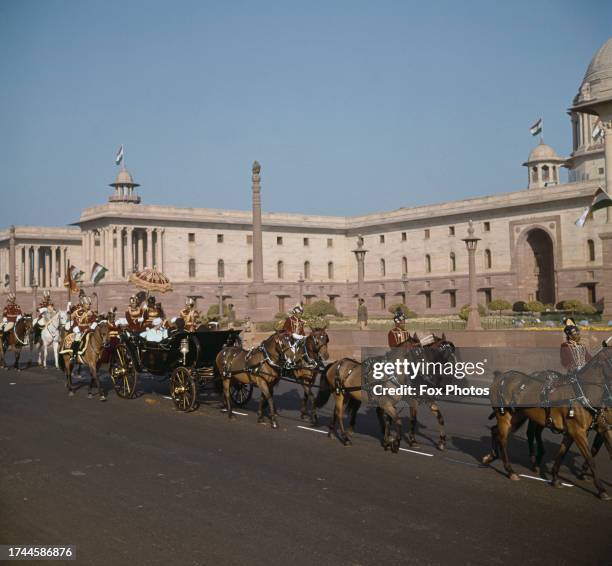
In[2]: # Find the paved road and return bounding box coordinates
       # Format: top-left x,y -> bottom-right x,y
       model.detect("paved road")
0,361 -> 610,566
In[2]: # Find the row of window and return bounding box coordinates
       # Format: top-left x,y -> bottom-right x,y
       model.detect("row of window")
188,259 -> 336,280
188,232 -> 335,248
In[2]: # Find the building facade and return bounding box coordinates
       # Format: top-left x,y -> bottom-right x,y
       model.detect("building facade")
2,38 -> 612,319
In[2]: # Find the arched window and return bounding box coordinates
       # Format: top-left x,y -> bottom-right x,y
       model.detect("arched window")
380,259 -> 386,277
304,261 -> 311,280
450,252 -> 456,272
425,254 -> 431,273
188,258 -> 196,278
484,249 -> 492,269
532,167 -> 538,182
327,261 -> 334,280
247,259 -> 253,279
587,239 -> 595,261
277,260 -> 284,279
217,259 -> 225,278
542,165 -> 550,182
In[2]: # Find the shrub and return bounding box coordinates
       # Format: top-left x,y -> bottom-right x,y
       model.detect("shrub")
207,304 -> 230,317
557,299 -> 597,315
387,303 -> 418,318
458,303 -> 487,321
487,299 -> 512,316
524,300 -> 545,313
513,301 -> 528,313
303,300 -> 339,318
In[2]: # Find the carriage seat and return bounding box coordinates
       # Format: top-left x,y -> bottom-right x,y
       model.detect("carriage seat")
139,327 -> 168,343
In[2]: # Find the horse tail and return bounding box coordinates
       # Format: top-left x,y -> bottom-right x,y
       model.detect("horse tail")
488,410 -> 496,420
315,363 -> 334,409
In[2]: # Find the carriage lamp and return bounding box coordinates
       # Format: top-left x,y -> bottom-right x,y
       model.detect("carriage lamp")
180,338 -> 190,364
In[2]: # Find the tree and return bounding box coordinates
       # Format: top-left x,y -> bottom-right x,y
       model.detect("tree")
487,299 -> 512,317
512,301 -> 527,313
458,304 -> 487,321
303,300 -> 339,318
207,304 -> 230,317
524,300 -> 545,313
558,299 -> 597,316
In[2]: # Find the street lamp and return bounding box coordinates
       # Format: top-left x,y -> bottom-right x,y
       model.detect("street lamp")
297,273 -> 304,305
217,279 -> 224,319
401,273 -> 408,304
30,278 -> 38,314
352,234 -> 368,299
462,220 -> 483,330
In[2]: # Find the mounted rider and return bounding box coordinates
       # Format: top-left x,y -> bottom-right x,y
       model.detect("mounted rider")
126,295 -> 145,332
65,293 -> 98,362
1,293 -> 23,348
282,304 -> 306,352
33,290 -> 55,340
179,297 -> 200,332
388,308 -> 411,348
559,318 -> 592,418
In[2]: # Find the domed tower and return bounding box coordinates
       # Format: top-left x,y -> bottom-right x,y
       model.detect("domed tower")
523,143 -> 566,189
109,168 -> 141,203
566,38 -> 612,183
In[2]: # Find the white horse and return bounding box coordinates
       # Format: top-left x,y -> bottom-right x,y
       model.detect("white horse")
35,310 -> 69,369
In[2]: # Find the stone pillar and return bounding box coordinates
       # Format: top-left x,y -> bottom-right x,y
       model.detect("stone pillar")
603,120 -> 612,223
19,246 -> 25,288
25,247 -> 31,287
33,246 -> 40,286
251,161 -> 264,283
159,229 -> 165,272
146,228 -> 153,268
126,228 -> 134,274
137,230 -> 144,271
111,226 -> 117,280
8,225 -> 16,294
462,220 -> 482,330
50,246 -> 57,288
62,247 -> 67,281
599,230 -> 612,319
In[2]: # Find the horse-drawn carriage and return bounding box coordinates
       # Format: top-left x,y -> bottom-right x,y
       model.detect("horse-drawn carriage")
109,327 -> 253,412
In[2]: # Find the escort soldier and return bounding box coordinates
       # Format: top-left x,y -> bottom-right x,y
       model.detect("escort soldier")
39,289 -> 54,311
1,293 -> 23,348
282,304 -> 306,350
126,296 -> 145,332
559,318 -> 592,418
179,298 -> 200,332
143,296 -> 163,328
66,294 -> 97,362
33,290 -> 55,338
388,309 -> 410,348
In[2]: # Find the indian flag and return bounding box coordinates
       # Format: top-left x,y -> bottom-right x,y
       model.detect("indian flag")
90,262 -> 108,285
575,187 -> 612,227
530,118 -> 543,136
64,263 -> 82,293
115,144 -> 124,166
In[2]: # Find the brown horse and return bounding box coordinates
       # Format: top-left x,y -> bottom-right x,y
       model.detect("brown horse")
482,348 -> 612,499
293,328 -> 330,425
0,316 -> 33,371
315,335 -> 457,451
216,332 -> 299,428
59,322 -> 111,400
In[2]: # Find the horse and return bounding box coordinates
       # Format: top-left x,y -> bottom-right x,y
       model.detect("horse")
0,316 -> 33,371
315,334 -> 457,452
59,322 -> 111,400
215,332 -> 299,428
292,328 -> 330,426
34,310 -> 69,369
482,348 -> 612,499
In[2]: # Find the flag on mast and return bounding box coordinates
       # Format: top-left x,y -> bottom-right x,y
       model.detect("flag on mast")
115,145 -> 124,166
90,262 -> 108,286
530,118 -> 543,136
63,264 -> 82,293
575,187 -> 612,227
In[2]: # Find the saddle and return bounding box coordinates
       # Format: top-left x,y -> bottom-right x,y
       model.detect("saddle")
60,331 -> 92,356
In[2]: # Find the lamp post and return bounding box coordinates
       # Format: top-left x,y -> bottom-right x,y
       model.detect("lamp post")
401,273 -> 408,305
462,220 -> 482,330
217,279 -> 224,319
30,279 -> 38,314
352,234 -> 368,299
297,273 -> 304,305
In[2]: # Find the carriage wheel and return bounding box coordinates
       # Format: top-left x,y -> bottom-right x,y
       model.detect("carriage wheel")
110,344 -> 138,399
230,381 -> 253,408
171,367 -> 198,412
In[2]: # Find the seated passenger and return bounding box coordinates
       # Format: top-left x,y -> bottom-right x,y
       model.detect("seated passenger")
140,317 -> 168,342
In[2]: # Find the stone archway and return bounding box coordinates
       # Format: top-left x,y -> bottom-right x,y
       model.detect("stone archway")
516,228 -> 556,304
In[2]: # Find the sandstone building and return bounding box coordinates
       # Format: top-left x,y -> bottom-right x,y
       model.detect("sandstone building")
2,39 -> 612,319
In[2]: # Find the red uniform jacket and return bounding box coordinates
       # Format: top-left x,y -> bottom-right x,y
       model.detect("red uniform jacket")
283,315 -> 305,336
560,341 -> 591,372
3,304 -> 23,322
388,326 -> 410,348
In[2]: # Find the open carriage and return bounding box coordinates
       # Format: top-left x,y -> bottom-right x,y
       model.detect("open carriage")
109,327 -> 253,412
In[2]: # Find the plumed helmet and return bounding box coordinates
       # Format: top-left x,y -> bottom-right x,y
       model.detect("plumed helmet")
7,292 -> 16,303
129,296 -> 137,306
393,308 -> 406,323
43,289 -> 51,299
79,289 -> 86,297
186,297 -> 195,307
563,317 -> 579,338
292,304 -> 304,315
82,296 -> 92,307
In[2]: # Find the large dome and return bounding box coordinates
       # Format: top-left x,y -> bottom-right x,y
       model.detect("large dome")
574,37 -> 612,106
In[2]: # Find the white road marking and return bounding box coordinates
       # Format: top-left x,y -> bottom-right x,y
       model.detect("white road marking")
297,425 -> 328,435
9,382 -> 16,385
221,409 -> 249,416
399,448 -> 434,457
519,473 -> 573,487
161,396 -> 173,400
444,457 -> 485,468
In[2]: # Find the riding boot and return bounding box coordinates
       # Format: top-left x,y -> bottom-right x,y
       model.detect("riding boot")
71,340 -> 80,363
567,401 -> 574,419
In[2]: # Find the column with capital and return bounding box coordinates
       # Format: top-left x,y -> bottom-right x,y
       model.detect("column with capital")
61,247 -> 67,282
24,247 -> 31,287
50,246 -> 57,288
33,246 -> 40,287
111,226 -> 117,279
462,220 -> 483,330
126,228 -> 134,274
159,229 -> 165,272
352,235 -> 368,299
146,228 -> 153,268
137,230 -> 144,270
8,226 -> 16,294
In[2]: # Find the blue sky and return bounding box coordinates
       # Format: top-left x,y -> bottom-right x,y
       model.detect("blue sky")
1,0 -> 610,227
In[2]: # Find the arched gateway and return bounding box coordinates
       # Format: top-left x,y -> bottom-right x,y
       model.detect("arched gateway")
516,227 -> 556,305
